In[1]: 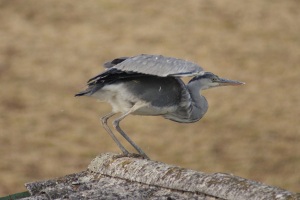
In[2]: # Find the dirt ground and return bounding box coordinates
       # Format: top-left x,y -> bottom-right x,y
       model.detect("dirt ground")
0,0 -> 299,195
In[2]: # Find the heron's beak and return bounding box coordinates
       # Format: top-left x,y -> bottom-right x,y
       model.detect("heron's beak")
217,78 -> 245,86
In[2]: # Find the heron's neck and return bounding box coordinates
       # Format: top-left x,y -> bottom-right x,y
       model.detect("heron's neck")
187,84 -> 208,121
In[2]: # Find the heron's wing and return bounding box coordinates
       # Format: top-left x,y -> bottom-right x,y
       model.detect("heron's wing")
111,54 -> 204,77
87,54 -> 204,84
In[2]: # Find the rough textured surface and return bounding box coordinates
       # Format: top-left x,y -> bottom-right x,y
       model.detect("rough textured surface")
24,170 -> 219,200
23,153 -> 298,200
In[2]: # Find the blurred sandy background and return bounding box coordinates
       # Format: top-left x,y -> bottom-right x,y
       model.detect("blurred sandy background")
0,0 -> 299,195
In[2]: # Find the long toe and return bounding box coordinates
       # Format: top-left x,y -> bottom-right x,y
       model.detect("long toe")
131,152 -> 150,160
115,152 -> 150,160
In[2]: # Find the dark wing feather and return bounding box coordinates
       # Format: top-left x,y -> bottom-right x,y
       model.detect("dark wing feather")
75,69 -> 147,96
103,57 -> 129,68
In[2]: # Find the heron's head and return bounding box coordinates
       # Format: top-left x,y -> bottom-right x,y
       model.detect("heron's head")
188,72 -> 245,90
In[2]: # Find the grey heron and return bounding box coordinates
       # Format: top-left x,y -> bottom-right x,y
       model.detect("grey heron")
76,54 -> 244,159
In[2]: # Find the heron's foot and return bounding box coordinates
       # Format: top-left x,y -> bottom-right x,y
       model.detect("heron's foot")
114,152 -> 150,160
128,152 -> 150,160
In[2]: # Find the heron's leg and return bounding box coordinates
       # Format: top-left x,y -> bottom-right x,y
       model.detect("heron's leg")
101,112 -> 129,155
113,110 -> 149,159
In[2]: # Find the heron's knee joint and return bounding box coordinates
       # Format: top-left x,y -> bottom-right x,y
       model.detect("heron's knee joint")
101,117 -> 107,125
112,120 -> 119,128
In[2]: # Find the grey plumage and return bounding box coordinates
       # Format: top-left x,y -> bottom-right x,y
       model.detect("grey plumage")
88,54 -> 204,84
76,54 -> 244,159
113,54 -> 204,76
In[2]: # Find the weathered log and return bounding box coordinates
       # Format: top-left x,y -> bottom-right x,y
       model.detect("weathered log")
23,152 -> 299,200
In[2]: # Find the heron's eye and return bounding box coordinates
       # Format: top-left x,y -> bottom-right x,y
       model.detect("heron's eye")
211,77 -> 218,82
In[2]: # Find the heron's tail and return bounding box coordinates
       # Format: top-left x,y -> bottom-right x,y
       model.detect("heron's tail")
75,90 -> 90,97
75,83 -> 104,97
75,86 -> 96,96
